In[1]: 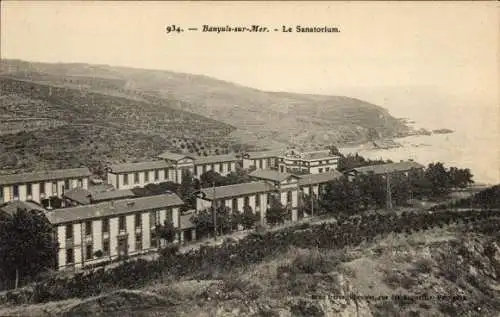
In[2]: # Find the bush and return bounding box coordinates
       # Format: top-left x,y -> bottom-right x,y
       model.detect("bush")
414,258 -> 433,274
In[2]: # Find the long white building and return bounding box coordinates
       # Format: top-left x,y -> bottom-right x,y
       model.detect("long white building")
106,161 -> 175,190
45,193 -> 185,270
0,168 -> 92,204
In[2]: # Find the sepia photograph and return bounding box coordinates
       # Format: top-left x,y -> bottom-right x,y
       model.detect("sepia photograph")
0,1 -> 498,316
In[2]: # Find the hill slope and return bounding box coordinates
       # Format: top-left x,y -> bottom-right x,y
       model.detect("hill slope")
0,77 -> 235,173
1,59 -> 411,150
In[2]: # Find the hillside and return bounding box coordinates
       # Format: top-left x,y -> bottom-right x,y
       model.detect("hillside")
0,77 -> 235,173
1,210 -> 499,317
1,59 -> 411,151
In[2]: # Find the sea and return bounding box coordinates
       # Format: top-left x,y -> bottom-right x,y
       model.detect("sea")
339,101 -> 499,185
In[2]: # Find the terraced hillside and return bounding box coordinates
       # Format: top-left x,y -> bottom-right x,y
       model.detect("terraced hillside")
0,77 -> 235,173
1,59 -> 412,150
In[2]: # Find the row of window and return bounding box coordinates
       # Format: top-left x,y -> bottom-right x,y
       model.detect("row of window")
218,192 -> 294,212
65,229 -> 162,265
122,169 -> 166,186
64,210 -> 172,240
1,179 -> 84,199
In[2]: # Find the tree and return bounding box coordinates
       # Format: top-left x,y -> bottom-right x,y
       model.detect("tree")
0,208 -> 58,289
319,176 -> 360,214
178,170 -> 199,211
448,167 -> 474,189
265,195 -> 287,226
200,170 -> 227,188
156,220 -> 177,244
425,162 -> 451,197
240,205 -> 259,229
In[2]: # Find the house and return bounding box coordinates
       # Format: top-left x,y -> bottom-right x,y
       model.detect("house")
193,154 -> 241,177
242,150 -> 282,170
63,187 -> 136,206
179,210 -> 197,243
0,200 -> 46,219
297,170 -> 344,196
0,168 -> 92,204
45,193 -> 184,270
195,181 -> 274,224
106,161 -> 174,190
156,152 -> 196,183
345,161 -> 425,181
277,149 -> 341,174
249,169 -> 301,221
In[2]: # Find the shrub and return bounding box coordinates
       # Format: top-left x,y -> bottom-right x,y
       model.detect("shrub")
414,258 -> 433,274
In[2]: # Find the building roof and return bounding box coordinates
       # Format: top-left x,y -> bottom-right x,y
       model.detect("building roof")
45,193 -> 184,224
198,181 -> 273,200
63,188 -> 136,205
0,168 -> 92,186
0,201 -> 46,217
249,169 -> 296,183
297,171 -> 343,186
243,150 -> 283,160
350,161 -> 425,175
194,154 -> 240,165
108,161 -> 172,174
180,212 -> 196,229
157,151 -> 195,162
302,150 -> 341,160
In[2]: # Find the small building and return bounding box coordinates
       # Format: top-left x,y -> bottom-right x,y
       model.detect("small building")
195,181 -> 274,224
0,200 -> 46,219
106,161 -> 174,190
45,193 -> 185,270
249,169 -> 301,221
345,161 -> 425,181
156,152 -> 196,183
179,210 -> 197,243
242,150 -> 282,170
297,170 -> 344,197
193,154 -> 241,177
0,168 -> 92,204
277,149 -> 341,174
63,187 -> 136,206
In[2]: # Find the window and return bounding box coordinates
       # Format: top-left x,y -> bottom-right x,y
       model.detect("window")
86,244 -> 93,260
0,186 -> 3,201
151,231 -> 157,248
244,196 -> 250,207
154,170 -> 159,181
135,234 -> 142,250
319,168 -> 323,173
202,165 -> 207,174
232,198 -> 238,212
255,194 -> 260,206
287,191 -> 292,203
134,172 -> 139,184
144,171 -> 149,182
52,182 -> 58,195
64,179 -> 70,190
66,224 -> 73,240
119,216 -> 126,231
103,240 -> 110,255
167,208 -> 173,223
123,174 -> 129,185
259,160 -> 263,169
102,218 -> 110,233
77,179 -> 83,187
164,169 -> 169,180
150,210 -> 161,226
210,164 -> 215,171
219,163 -> 223,172
135,213 -> 142,228
39,182 -> 45,194
27,183 -> 32,196
325,167 -> 330,172
66,248 -> 74,264
13,185 -> 19,198
85,221 -> 92,236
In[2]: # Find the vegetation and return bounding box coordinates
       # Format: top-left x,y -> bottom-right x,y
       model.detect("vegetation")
0,208 -> 58,290
1,207 -> 498,305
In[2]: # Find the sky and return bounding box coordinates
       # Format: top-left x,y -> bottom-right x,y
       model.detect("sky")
1,1 -> 498,103
1,1 -> 498,182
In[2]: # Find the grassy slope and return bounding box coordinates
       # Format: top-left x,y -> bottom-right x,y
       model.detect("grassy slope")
0,77 -> 235,173
0,224 -> 499,317
1,59 -> 411,150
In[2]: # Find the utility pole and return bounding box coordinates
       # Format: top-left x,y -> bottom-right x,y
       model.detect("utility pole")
311,190 -> 314,218
212,181 -> 217,241
386,172 -> 393,211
